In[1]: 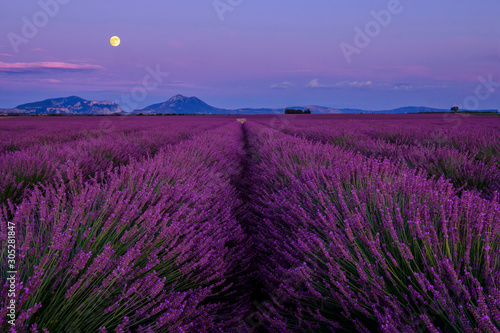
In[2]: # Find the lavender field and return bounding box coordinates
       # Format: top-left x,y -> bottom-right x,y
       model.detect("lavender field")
1,114 -> 499,332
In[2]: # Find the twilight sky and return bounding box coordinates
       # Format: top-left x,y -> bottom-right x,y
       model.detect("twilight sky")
1,0 -> 499,111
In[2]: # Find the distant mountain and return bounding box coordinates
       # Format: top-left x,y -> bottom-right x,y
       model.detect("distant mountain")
231,105 -> 495,115
233,108 -> 283,114
1,95 -> 497,116
290,105 -> 343,114
134,94 -> 229,115
336,106 -> 447,114
6,96 -> 123,115
134,96 -> 349,115
382,106 -> 446,114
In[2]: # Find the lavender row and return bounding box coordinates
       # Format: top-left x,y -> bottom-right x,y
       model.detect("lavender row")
0,117 -> 226,207
257,115 -> 500,198
245,122 -> 500,332
0,122 -> 250,332
0,117 -> 223,154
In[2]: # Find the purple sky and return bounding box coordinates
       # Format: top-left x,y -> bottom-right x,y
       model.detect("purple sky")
1,0 -> 499,111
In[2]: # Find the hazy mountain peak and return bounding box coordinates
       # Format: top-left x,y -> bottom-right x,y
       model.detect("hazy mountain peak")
136,94 -> 225,115
169,94 -> 189,101
14,96 -> 122,115
3,94 -> 497,116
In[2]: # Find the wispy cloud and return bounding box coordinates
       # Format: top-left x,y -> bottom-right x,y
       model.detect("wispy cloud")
293,77 -> 452,92
362,81 -> 451,91
37,79 -> 63,84
390,83 -> 415,91
335,80 -> 373,88
0,61 -> 103,73
0,53 -> 13,57
306,79 -> 334,89
270,81 -> 293,89
388,82 -> 450,91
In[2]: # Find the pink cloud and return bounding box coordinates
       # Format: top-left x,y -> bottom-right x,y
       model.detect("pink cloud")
0,53 -> 13,57
37,79 -> 63,84
0,61 -> 103,73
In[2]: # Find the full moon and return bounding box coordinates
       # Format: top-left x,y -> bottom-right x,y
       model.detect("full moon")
110,36 -> 120,47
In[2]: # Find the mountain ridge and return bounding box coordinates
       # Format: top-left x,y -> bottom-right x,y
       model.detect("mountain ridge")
6,96 -> 123,115
0,95 -> 497,115
134,94 -> 229,115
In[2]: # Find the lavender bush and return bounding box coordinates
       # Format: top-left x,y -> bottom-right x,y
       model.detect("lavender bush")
1,114 -> 499,332
258,114 -> 500,199
1,120 -> 250,331
245,121 -> 500,332
0,117 -> 223,207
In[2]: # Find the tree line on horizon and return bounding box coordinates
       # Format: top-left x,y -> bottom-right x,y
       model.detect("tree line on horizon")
284,108 -> 311,114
